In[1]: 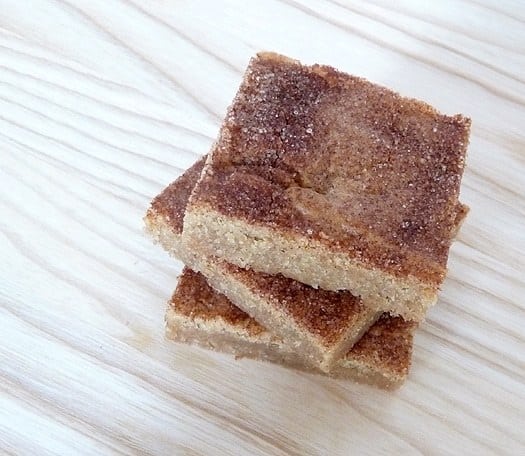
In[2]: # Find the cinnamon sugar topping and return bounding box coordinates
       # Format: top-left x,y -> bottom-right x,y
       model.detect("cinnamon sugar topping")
193,52 -> 471,283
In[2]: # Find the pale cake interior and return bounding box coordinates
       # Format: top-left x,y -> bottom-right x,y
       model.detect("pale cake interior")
182,52 -> 471,320
146,51 -> 470,385
166,268 -> 417,389
145,157 -> 467,372
145,158 -> 380,372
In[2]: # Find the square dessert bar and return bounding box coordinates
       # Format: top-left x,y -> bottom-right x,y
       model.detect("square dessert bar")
166,267 -> 417,390
146,158 -> 380,373
182,52 -> 471,320
145,157 -> 468,371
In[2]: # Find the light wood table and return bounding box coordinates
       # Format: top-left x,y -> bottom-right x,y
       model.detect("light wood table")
1,1 -> 524,454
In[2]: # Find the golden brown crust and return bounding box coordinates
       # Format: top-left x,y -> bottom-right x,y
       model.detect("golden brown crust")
147,155 -> 467,337
148,158 -> 376,349
170,267 -> 265,336
189,52 -> 470,285
149,156 -> 206,233
221,263 -> 368,346
149,156 -> 468,251
347,314 -> 416,376
169,268 -> 415,379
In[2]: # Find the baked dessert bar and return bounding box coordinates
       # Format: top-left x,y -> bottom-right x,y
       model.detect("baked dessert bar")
146,158 -> 380,372
181,52 -> 471,320
166,268 -> 417,389
145,158 -> 468,371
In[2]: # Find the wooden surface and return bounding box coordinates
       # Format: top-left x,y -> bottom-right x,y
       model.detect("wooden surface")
1,1 -> 524,454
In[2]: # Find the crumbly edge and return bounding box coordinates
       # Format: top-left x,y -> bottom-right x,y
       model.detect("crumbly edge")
452,203 -> 469,237
146,210 -> 379,372
184,52 -> 469,294
166,308 -> 406,389
182,207 -> 437,321
165,307 -> 276,345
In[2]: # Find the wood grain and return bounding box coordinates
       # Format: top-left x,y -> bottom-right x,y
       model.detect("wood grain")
1,1 -> 524,454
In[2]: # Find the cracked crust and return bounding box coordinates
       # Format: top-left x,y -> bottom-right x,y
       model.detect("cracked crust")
182,52 -> 470,319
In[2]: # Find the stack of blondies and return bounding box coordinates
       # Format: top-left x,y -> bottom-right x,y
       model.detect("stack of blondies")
145,53 -> 470,389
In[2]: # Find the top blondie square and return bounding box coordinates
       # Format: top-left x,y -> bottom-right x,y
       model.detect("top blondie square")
182,52 -> 471,320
